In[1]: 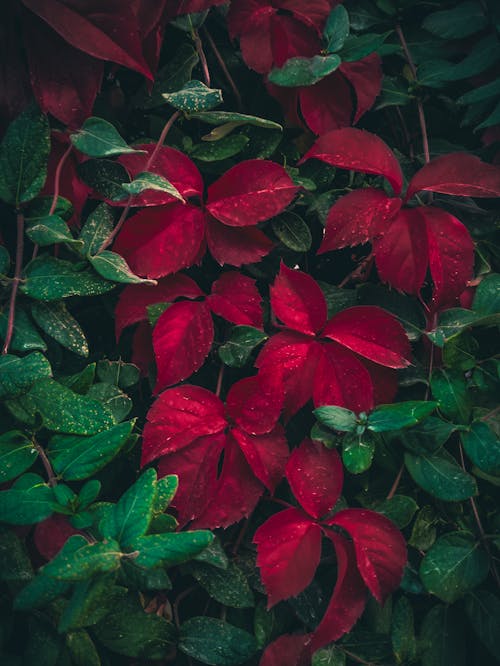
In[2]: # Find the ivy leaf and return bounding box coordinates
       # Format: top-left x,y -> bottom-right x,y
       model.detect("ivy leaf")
324,5 -> 350,53
70,117 -> 143,158
179,617 -> 258,665
31,301 -> 89,357
268,55 -> 341,87
404,449 -> 477,501
0,352 -> 52,399
0,473 -> 54,524
78,203 -> 116,256
0,105 -> 50,206
25,215 -> 83,247
314,406 -> 357,433
0,431 -> 38,483
42,537 -> 122,581
129,531 -> 214,568
460,421 -> 500,475
218,326 -> 268,367
367,401 -> 438,432
163,80 -> 223,112
89,251 -> 157,285
121,171 -> 184,201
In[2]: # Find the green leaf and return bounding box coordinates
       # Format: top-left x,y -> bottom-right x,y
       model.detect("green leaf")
375,76 -> 412,110
476,98 -> 500,130
0,473 -> 54,524
179,617 -> 258,665
0,529 -> 33,584
96,360 -> 140,389
191,134 -> 249,161
408,506 -> 438,551
312,646 -> 346,666
89,251 -> 156,285
100,468 -> 157,547
130,530 -> 214,568
121,171 -> 184,200
189,561 -> 254,608
371,495 -> 418,529
473,273 -> 500,315
31,301 -> 89,357
58,576 -> 127,632
357,284 -> 426,341
47,420 -> 135,481
218,326 -> 267,367
70,117 -> 143,158
25,214 -> 82,247
404,449 -> 477,501
313,405 -> 358,432
427,307 -> 499,347
422,1 -> 487,40
0,245 -> 10,274
268,54 -> 341,87
368,401 -> 438,432
187,111 -> 282,131
78,480 -> 101,508
461,421 -> 500,475
324,5 -> 350,52
342,435 -> 375,473
431,368 -> 471,423
458,77 -> 500,106
60,363 -> 96,395
420,532 -> 489,603
340,31 -> 392,61
163,80 -> 223,112
78,203 -> 116,256
445,35 -> 500,81
0,431 -> 38,483
14,571 -> 69,611
27,194 -> 73,221
121,559 -> 172,591
400,417 -> 456,456
144,43 -> 199,108
153,475 -> 179,513
0,105 -> 50,206
21,256 -> 114,301
78,159 -> 131,200
465,591 -> 500,661
391,596 -> 416,664
272,212 -> 312,251
0,306 -> 47,352
43,537 -> 122,581
193,536 -> 229,570
86,382 -> 132,423
0,352 -> 51,399
65,631 -> 101,666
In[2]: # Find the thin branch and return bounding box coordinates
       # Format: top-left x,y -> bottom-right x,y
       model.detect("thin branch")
215,363 -> 225,397
2,212 -> 25,355
338,252 -> 373,288
34,441 -> 57,487
193,30 -> 211,87
202,27 -> 243,109
386,464 -> 404,500
49,142 -> 73,216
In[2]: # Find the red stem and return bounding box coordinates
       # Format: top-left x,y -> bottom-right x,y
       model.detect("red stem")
49,142 -> 73,216
215,363 -> 225,397
194,30 -> 211,87
202,27 -> 243,109
34,441 -> 57,487
2,212 -> 25,355
386,464 -> 404,500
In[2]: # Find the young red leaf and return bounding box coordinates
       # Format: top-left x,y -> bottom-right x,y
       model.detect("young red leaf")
406,153 -> 500,200
232,425 -> 288,492
319,189 -> 401,253
115,274 -> 203,340
323,306 -> 411,368
206,216 -> 274,267
329,508 -> 407,603
285,439 -> 343,519
226,375 -> 283,435
141,385 -> 226,465
113,203 -> 205,278
310,533 -> 367,650
300,128 -> 404,196
208,272 -> 263,328
34,514 -> 81,561
152,300 -> 213,392
254,507 -> 322,606
259,634 -> 312,666
206,160 -> 297,227
299,71 -> 353,135
270,263 -> 327,335
341,53 -> 383,124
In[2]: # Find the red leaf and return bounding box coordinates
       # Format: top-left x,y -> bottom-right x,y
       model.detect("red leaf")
299,71 -> 353,135
310,533 -> 367,650
131,320 -> 154,376
141,385 -> 226,466
232,425 -> 288,492
271,263 -> 327,335
422,207 -> 474,310
323,306 -> 411,368
329,508 -> 407,603
319,189 -> 401,253
23,0 -> 152,79
277,0 -> 339,30
313,342 -> 375,413
300,128 -> 403,196
406,153 -> 500,200
113,203 -> 205,279
254,507 -> 322,606
360,359 -> 398,406
286,439 -> 343,519
340,53 -> 383,124
373,208 -> 429,295
152,300 -> 214,392
118,144 -> 203,206
234,9 -> 275,74
259,634 -> 312,666
226,375 -> 283,435
208,272 -> 263,328
191,435 -> 264,529
206,160 -> 297,227
115,274 -> 203,340
174,0 -> 228,15
269,13 -> 321,68
34,514 -> 81,561
206,216 -> 274,266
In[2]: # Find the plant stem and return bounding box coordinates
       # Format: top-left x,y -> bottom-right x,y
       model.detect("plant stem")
34,441 -> 57,487
215,363 -> 225,397
193,29 -> 211,86
338,252 -> 373,288
49,142 -> 73,216
386,464 -> 404,500
202,27 -> 243,109
2,212 -> 25,355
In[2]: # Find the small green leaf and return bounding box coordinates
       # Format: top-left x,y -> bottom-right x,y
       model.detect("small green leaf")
368,401 -> 438,432
422,1 -> 487,40
0,306 -> 47,352
144,43 -> 199,108
86,382 -> 132,423
130,530 -> 214,568
339,31 -> 392,62
78,159 -> 131,200
90,251 -> 156,285
191,134 -> 249,161
21,256 -> 114,301
473,273 -> 500,315
324,5 -> 350,52
153,475 -> 179,513
391,597 -> 417,664
31,301 -> 89,357
0,431 -> 38,483
96,360 -> 140,389
268,54 -> 341,87
60,363 -> 96,395
47,420 -> 135,481
375,76 -> 412,110
70,117 -> 143,158
121,171 -> 184,200
25,215 -> 82,247
461,421 -> 500,475
408,506 -> 438,551
371,495 -> 419,529
190,562 -> 254,608
78,480 -> 101,508
187,111 -> 282,131
14,572 -> 70,611
313,405 -> 357,432
0,473 -> 54,524
431,368 -> 471,423
0,105 -> 50,206
163,80 -> 223,112
312,646 -> 346,665
0,352 -> 52,399
404,449 -> 477,501
342,435 -> 375,474
218,326 -> 268,367
420,532 -> 489,603
400,417 -> 456,456
65,630 -> 101,666
272,212 -> 312,252
79,203 -> 116,256
193,536 -> 229,570
58,576 -> 127,632
179,617 -> 258,665
465,591 -> 500,661
43,536 -> 122,581
427,307 -> 499,347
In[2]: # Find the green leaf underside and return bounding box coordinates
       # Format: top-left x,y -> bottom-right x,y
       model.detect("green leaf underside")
268,54 -> 341,87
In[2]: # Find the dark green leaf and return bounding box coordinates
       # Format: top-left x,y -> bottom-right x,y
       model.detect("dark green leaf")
43,537 -> 122,581
422,2 -> 487,40
58,576 -> 127,632
121,559 -> 172,591
70,117 -> 142,158
324,5 -> 350,52
461,421 -> 500,475
31,301 -> 89,357
313,405 -> 358,432
218,326 -> 267,367
340,31 -> 392,61
0,105 -> 50,206
193,536 -> 229,570
86,382 -> 132,423
0,529 -> 33,584
357,284 -> 425,341
476,99 -> 500,130
272,212 -> 312,251
376,76 -> 412,110
371,495 -> 418,529
408,506 -> 438,551
90,251 -> 156,285
473,273 -> 500,315
404,449 -> 477,501
121,170 -> 184,200
342,435 -> 375,473
312,646 -> 346,665
65,631 -> 101,666
14,571 -> 69,611
458,78 -> 500,106
0,473 -> 54,524
25,214 -> 82,247
96,359 -> 140,389
78,203 -> 116,256
0,352 -> 51,399
144,43 -> 199,108
130,530 -> 213,568
190,561 -> 254,608
0,306 -> 47,352
0,431 -> 38,483
27,194 -> 73,221
427,308 -> 499,347
445,35 -> 500,81
465,591 -> 500,661
420,532 -> 489,603
368,401 -> 438,432
191,134 -> 249,161
0,245 -> 10,274
163,80 -> 223,112
179,617 -> 258,665
188,111 -> 282,131
391,596 -> 417,664
78,159 -> 131,200
319,281 -> 357,317
268,54 -> 341,87
431,368 -> 471,423
60,363 -> 96,394
400,417 -> 456,455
